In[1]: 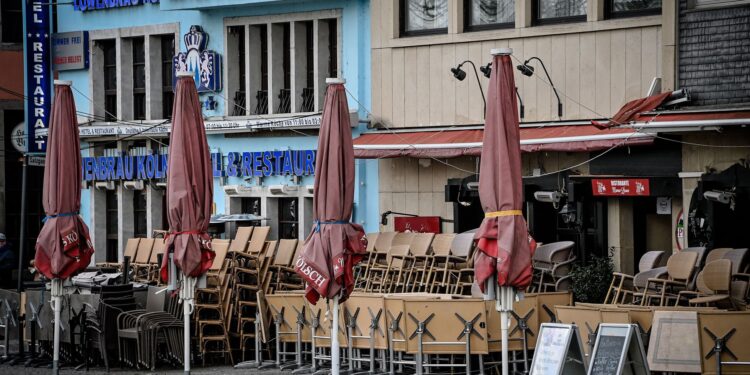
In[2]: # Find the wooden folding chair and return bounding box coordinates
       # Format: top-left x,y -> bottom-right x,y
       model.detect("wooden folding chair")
98,238 -> 140,268
423,233 -> 455,292
638,251 -> 699,306
404,232 -> 435,292
605,250 -> 666,304
146,238 -> 166,283
228,226 -> 254,259
268,239 -> 299,291
431,232 -> 474,294
131,238 -> 155,282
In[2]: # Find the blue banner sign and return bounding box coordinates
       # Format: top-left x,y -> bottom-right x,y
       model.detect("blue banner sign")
73,0 -> 159,12
23,0 -> 52,154
82,149 -> 316,182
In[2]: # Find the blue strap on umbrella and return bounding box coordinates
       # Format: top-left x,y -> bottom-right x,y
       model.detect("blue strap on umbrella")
314,220 -> 349,232
42,211 -> 79,223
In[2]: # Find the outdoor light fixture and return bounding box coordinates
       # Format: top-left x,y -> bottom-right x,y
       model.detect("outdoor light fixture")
380,210 -> 419,226
515,87 -> 525,119
704,190 -> 734,205
450,61 -> 486,116
517,57 -> 563,118
479,63 -> 492,78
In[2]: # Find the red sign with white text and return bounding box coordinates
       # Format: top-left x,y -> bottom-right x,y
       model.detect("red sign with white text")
394,216 -> 441,233
591,179 -> 650,196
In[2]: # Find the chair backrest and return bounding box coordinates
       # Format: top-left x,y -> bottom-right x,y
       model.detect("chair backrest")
134,238 -> 155,263
365,233 -> 378,253
638,251 -> 665,273
431,233 -> 455,256
150,239 -> 166,263
374,232 -> 396,254
450,233 -> 475,258
123,238 -> 140,259
410,233 -> 435,257
634,267 -> 667,289
229,226 -> 254,253
706,248 -> 733,265
248,226 -> 270,254
392,232 -> 416,248
389,244 -> 411,268
534,241 -> 574,264
702,259 -> 732,294
682,246 -> 707,268
666,251 -> 699,282
274,239 -> 298,266
293,241 -> 304,264
723,248 -> 750,275
210,240 -> 231,271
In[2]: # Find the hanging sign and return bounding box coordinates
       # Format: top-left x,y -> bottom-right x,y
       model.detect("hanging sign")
23,0 -> 52,154
173,25 -> 222,92
588,324 -> 649,375
11,123 -> 27,153
591,179 -> 650,197
53,31 -> 89,70
530,323 -> 587,375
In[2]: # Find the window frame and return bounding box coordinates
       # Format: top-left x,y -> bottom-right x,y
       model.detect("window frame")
532,0 -> 588,26
131,37 -> 146,121
100,39 -> 118,122
464,0 -> 515,32
399,0 -> 449,37
160,34 -> 175,119
605,0 -> 662,19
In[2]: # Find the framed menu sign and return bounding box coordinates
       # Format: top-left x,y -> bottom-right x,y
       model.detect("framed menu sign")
588,324 -> 649,375
530,323 -> 587,375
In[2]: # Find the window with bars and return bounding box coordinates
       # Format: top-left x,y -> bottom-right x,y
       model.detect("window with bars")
132,37 -> 146,120
400,0 -> 449,36
161,34 -> 175,119
278,198 -> 298,240
465,0 -> 515,30
534,0 -> 587,24
133,189 -> 147,238
100,40 -> 118,122
607,0 -> 661,18
106,189 -> 119,262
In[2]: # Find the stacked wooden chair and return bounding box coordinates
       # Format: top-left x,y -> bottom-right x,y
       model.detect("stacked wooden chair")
604,250 -> 666,304
194,240 -> 234,365
529,241 -> 576,293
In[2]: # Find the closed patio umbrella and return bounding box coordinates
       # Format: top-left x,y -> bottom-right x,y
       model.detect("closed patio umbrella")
295,78 -> 366,375
34,80 -> 95,375
160,71 -> 215,375
473,49 -> 534,375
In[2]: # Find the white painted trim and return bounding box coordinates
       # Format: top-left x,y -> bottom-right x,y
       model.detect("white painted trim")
353,132 -> 652,150
224,9 -> 342,27
628,118 -> 750,130
678,172 -> 704,179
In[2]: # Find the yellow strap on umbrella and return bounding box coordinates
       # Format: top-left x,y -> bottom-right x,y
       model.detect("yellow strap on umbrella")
484,210 -> 522,218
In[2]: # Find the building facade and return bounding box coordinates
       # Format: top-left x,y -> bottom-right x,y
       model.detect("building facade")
55,0 -> 376,263
361,0 -> 682,274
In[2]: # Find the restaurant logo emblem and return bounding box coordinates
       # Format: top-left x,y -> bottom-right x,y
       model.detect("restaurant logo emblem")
173,25 -> 222,92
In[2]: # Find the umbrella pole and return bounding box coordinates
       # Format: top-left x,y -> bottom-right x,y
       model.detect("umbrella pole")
181,275 -> 195,375
497,285 -> 514,375
51,278 -> 63,375
332,295 -> 340,375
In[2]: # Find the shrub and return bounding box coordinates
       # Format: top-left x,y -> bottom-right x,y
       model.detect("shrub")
569,254 -> 614,303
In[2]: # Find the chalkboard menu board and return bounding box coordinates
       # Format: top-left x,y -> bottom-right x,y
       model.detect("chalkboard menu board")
588,324 -> 649,375
530,323 -> 587,375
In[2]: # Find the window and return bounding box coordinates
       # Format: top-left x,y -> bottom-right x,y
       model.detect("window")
106,189 -> 119,262
465,0 -> 515,30
100,40 -> 118,122
242,197 -> 262,216
326,19 -> 338,78
1,0 -> 22,43
133,190 -> 147,238
278,198 -> 298,240
607,0 -> 661,18
132,37 -> 146,120
161,34 -> 175,119
534,0 -> 587,24
400,0 -> 449,36
226,12 -> 341,116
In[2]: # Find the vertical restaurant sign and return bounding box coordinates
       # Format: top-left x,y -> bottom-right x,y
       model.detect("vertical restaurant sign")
23,0 -> 52,154
591,178 -> 650,196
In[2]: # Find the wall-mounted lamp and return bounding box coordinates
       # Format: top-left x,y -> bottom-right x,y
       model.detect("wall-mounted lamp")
479,63 -> 492,78
450,60 -> 486,117
517,57 -> 563,118
380,210 -> 419,226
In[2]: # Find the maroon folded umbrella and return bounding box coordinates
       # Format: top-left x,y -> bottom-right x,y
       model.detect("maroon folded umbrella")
35,81 -> 94,280
295,79 -> 366,305
160,74 -> 215,280
474,50 -> 534,292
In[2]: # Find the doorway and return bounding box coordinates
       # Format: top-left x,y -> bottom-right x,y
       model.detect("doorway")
633,197 -> 672,265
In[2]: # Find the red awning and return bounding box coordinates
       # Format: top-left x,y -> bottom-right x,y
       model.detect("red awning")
353,125 -> 653,159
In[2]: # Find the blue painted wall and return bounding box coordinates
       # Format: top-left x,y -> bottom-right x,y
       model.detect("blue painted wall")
58,0 -> 379,232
